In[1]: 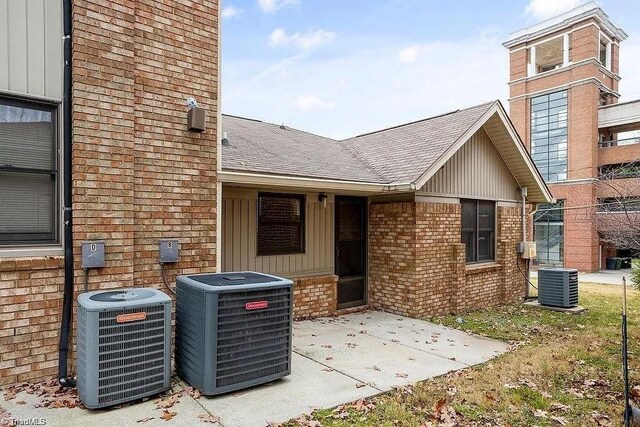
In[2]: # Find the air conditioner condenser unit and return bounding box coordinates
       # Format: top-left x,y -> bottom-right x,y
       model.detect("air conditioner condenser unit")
176,272 -> 293,395
77,288 -> 172,409
538,268 -> 579,308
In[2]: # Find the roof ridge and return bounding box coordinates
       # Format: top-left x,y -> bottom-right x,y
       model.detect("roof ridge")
343,100 -> 496,140
222,113 -> 263,122
223,113 -> 339,142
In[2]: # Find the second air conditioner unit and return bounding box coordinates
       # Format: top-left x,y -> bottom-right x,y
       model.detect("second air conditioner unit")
175,271 -> 293,395
538,268 -> 579,308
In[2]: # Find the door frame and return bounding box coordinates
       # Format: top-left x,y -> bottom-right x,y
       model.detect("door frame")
334,195 -> 368,309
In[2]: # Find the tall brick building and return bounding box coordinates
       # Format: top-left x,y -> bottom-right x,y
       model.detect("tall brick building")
504,2 -> 640,271
0,1 -> 219,385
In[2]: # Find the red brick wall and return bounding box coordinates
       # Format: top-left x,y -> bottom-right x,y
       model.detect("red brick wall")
368,202 -> 417,317
292,275 -> 338,319
550,183 -> 599,271
0,258 -> 64,385
0,0 -> 219,385
368,202 -> 526,318
413,203 -> 462,316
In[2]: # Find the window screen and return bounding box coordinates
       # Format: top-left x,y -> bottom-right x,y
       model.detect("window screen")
257,193 -> 305,256
0,98 -> 58,245
461,199 -> 495,263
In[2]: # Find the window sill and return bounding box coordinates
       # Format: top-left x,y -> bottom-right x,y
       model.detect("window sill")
0,246 -> 64,259
465,262 -> 502,274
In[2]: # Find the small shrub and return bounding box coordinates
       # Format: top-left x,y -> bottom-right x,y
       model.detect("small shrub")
632,259 -> 640,290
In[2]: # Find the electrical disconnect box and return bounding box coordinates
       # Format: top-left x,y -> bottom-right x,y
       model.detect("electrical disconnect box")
82,241 -> 105,269
159,239 -> 179,263
516,241 -> 537,259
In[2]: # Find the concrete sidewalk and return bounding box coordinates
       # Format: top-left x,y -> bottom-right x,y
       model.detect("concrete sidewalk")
0,311 -> 509,427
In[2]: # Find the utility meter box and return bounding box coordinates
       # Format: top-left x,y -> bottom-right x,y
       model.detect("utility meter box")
517,241 -> 537,259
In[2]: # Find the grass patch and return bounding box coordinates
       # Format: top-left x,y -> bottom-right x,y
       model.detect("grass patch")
286,283 -> 640,426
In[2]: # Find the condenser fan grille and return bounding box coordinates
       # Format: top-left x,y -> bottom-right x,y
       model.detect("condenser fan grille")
215,287 -> 291,388
96,305 -> 167,405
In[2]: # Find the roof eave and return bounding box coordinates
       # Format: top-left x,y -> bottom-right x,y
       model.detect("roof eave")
219,170 -> 416,194
493,103 -> 554,203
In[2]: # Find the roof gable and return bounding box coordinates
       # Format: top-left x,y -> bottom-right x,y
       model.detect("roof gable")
420,127 -> 521,201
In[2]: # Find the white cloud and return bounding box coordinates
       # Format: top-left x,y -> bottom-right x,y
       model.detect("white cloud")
258,0 -> 298,13
223,33 -> 509,139
525,0 -> 583,20
295,95 -> 335,111
398,45 -> 420,64
222,5 -> 243,19
269,28 -> 336,51
619,33 -> 640,102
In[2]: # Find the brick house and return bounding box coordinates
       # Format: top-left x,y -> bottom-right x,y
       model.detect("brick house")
0,0 -> 552,388
0,1 -> 220,386
504,2 -> 640,271
220,101 -> 552,319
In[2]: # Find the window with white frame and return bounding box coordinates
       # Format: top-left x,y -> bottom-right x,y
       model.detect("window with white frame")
599,33 -> 612,70
527,34 -> 570,77
0,97 -> 58,246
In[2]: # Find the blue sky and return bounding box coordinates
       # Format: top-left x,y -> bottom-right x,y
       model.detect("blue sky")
221,0 -> 640,139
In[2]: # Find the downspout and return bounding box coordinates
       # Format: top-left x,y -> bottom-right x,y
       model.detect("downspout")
521,187 -> 527,243
58,0 -> 75,388
521,187 -> 529,299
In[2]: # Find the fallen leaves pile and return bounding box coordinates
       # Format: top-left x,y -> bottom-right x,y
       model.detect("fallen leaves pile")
2,377 -> 81,409
1,377 -> 221,424
136,383 -> 219,424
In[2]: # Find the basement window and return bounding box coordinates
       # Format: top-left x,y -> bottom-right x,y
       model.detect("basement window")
461,199 -> 495,263
0,97 -> 58,246
257,193 -> 305,256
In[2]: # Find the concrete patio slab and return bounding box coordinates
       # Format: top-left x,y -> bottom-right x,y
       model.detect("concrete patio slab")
294,321 -> 466,391
314,311 -> 509,366
1,310 -> 510,427
523,300 -> 587,313
197,352 -> 378,427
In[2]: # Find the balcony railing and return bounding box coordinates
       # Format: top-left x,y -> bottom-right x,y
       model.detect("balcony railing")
598,136 -> 640,148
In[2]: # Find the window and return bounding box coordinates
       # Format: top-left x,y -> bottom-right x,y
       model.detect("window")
534,201 -> 564,266
528,35 -> 569,77
0,98 -> 58,245
257,193 -> 305,256
461,199 -> 495,263
599,34 -> 611,70
530,90 -> 568,182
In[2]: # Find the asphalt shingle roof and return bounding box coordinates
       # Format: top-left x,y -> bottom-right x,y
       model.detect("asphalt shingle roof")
221,100 -> 496,185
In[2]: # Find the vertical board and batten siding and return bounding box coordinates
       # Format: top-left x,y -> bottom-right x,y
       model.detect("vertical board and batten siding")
419,128 -> 521,201
222,187 -> 334,277
0,0 -> 63,100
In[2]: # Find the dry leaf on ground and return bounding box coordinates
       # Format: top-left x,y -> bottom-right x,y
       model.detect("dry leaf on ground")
197,413 -> 221,423
160,410 -> 177,421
